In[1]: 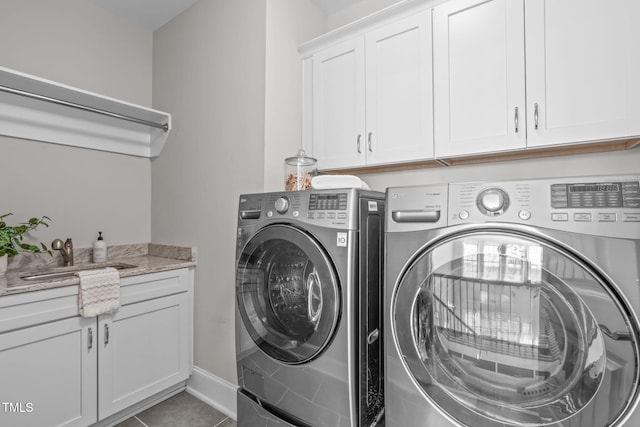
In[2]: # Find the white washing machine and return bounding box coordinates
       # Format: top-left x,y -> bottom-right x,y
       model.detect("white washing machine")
235,189 -> 385,426
385,175 -> 640,426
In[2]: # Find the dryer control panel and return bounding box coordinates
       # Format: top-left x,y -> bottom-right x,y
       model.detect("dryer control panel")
238,189 -> 383,231
449,175 -> 640,239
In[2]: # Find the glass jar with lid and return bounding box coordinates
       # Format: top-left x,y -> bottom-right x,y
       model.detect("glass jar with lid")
284,149 -> 317,191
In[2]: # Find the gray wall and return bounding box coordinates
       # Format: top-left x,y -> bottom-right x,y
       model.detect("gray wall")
0,0 -> 153,248
151,0 -> 326,386
264,0 -> 326,191
152,0 -> 268,384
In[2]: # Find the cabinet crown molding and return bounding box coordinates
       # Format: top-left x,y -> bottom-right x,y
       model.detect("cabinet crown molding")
298,0 -> 438,57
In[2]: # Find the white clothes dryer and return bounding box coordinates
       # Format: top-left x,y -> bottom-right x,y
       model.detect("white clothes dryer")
385,175 -> 640,426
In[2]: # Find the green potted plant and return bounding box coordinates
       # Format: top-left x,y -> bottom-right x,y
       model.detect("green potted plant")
0,213 -> 52,275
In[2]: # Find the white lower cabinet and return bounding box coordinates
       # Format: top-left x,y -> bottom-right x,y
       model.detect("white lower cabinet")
0,316 -> 97,427
0,268 -> 193,427
98,292 -> 190,419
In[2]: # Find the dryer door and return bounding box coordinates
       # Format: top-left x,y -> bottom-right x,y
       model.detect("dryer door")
393,229 -> 639,426
237,224 -> 340,364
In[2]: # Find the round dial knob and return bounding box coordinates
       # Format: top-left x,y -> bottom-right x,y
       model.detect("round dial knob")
274,196 -> 290,214
477,188 -> 509,216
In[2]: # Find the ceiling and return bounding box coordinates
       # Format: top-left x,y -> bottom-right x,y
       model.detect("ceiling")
89,0 -> 361,32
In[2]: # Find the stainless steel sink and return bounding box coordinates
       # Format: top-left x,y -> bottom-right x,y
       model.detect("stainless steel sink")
18,262 -> 137,281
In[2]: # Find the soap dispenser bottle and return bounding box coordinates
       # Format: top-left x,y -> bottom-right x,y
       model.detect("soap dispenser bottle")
93,232 -> 107,263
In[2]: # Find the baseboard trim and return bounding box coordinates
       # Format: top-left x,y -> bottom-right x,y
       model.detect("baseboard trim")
186,366 -> 238,420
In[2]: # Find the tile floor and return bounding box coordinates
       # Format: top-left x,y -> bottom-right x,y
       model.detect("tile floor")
115,391 -> 236,427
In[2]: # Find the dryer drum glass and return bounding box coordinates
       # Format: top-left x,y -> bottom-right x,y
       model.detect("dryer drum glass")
236,224 -> 340,364
393,232 -> 638,427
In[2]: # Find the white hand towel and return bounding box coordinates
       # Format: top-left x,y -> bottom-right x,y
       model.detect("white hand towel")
77,267 -> 121,317
311,175 -> 370,190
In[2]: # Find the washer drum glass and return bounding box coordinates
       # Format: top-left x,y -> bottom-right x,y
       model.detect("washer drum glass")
393,231 -> 639,426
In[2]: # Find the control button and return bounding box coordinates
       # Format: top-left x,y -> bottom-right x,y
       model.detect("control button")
327,213 -> 336,219
551,213 -> 569,221
292,211 -> 299,217
307,212 -> 315,219
574,213 -> 592,222
274,197 -> 289,214
317,213 -> 326,219
337,212 -> 347,219
477,188 -> 510,216
623,213 -> 640,222
518,210 -> 531,220
459,210 -> 470,220
267,211 -> 274,218
598,213 -> 617,222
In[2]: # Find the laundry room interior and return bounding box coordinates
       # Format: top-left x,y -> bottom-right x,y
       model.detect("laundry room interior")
2,0 -> 640,426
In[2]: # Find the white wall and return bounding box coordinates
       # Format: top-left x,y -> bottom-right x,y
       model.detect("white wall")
0,0 -> 153,248
327,0 -> 404,30
264,0 -> 327,191
152,0 -> 267,385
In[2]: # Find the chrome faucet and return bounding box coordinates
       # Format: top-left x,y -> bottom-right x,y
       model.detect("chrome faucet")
52,238 -> 74,266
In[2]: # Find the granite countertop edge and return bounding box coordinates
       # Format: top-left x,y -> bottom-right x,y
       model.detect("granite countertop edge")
0,243 -> 196,297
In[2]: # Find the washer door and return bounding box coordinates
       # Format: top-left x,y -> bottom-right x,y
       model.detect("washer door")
236,224 -> 340,364
393,229 -> 639,426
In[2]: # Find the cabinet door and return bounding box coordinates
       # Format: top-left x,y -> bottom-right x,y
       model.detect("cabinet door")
365,11 -> 434,165
0,317 -> 97,427
98,292 -> 190,419
434,0 -> 526,157
312,37 -> 366,170
525,0 -> 640,147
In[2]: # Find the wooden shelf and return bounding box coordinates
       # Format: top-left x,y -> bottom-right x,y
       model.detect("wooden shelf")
320,138 -> 640,175
0,66 -> 171,158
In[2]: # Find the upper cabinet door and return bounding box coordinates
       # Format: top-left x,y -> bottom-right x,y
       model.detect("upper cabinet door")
312,38 -> 366,170
365,11 -> 434,165
525,0 -> 640,147
434,0 -> 526,157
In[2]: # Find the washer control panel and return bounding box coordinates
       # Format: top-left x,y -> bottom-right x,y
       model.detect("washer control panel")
449,175 -> 640,239
550,181 -> 640,209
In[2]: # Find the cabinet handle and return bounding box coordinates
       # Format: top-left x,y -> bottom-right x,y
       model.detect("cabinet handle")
88,327 -> 93,350
104,324 -> 110,345
367,132 -> 373,152
534,102 -> 539,130
356,134 -> 362,154
514,106 -> 519,133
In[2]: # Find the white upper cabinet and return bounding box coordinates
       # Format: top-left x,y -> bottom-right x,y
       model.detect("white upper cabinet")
303,4 -> 434,171
525,0 -> 640,147
365,12 -> 433,166
433,0 -> 526,157
312,37 -> 366,169
434,0 -> 640,158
